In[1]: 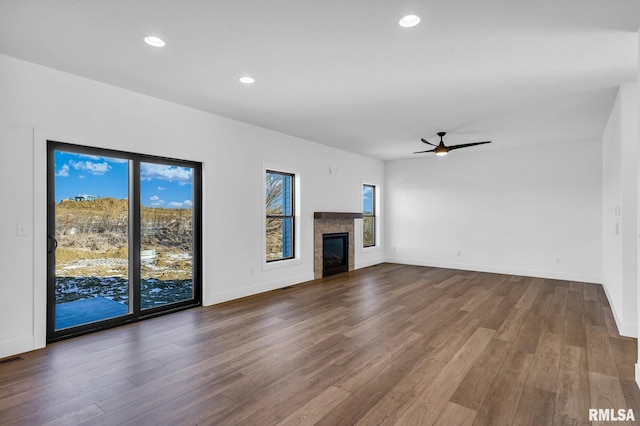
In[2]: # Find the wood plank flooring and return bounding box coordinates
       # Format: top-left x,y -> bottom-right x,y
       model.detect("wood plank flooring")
1,264 -> 639,425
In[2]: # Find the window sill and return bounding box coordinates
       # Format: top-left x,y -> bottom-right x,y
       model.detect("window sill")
263,257 -> 302,271
361,245 -> 382,253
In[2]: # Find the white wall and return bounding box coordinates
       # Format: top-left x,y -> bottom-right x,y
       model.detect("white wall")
636,32 -> 640,388
602,82 -> 638,338
0,54 -> 384,358
3,47 -> 636,362
385,139 -> 602,283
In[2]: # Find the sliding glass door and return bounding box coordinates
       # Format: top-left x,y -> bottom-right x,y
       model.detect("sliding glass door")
47,142 -> 201,341
49,150 -> 131,330
139,162 -> 195,310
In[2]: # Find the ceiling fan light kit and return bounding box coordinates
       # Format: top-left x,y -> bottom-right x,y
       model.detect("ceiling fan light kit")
414,131 -> 491,156
143,36 -> 166,47
398,14 -> 421,28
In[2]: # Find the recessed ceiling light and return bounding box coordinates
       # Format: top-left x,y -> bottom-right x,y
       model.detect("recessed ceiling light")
238,76 -> 255,84
144,36 -> 166,47
399,14 -> 421,28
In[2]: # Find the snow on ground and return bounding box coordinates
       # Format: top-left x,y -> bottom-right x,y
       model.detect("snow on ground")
55,275 -> 193,309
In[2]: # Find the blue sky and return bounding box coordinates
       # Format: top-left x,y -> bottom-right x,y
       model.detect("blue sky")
363,185 -> 374,214
55,151 -> 193,208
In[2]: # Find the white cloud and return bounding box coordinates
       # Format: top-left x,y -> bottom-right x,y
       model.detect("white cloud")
167,200 -> 192,209
105,157 -> 128,164
77,154 -> 128,164
56,164 -> 69,177
69,159 -> 111,175
77,154 -> 101,160
157,186 -> 165,191
141,163 -> 192,184
150,195 -> 160,201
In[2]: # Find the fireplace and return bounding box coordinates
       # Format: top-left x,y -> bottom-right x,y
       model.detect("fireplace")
323,233 -> 348,277
313,212 -> 361,279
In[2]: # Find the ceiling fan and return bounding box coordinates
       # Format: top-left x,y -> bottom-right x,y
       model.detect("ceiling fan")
414,132 -> 492,156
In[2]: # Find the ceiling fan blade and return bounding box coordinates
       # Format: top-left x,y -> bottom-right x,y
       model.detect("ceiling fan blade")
420,138 -> 438,147
413,148 -> 436,154
447,141 -> 492,151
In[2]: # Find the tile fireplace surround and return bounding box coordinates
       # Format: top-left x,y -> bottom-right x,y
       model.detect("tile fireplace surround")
313,212 -> 363,279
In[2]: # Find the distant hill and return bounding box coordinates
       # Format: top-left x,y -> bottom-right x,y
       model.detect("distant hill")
58,197 -> 128,213
55,197 -> 193,272
56,197 -> 192,237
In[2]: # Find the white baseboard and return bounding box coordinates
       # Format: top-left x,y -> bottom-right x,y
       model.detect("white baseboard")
206,272 -> 315,306
616,321 -> 639,338
636,363 -> 640,389
0,336 -> 35,359
206,259 -> 388,306
384,257 -> 601,284
355,258 -> 385,270
600,282 -> 638,338
386,257 -> 638,338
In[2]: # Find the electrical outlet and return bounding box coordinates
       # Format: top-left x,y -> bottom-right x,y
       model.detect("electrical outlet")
555,257 -> 561,264
16,223 -> 27,236
456,250 -> 461,257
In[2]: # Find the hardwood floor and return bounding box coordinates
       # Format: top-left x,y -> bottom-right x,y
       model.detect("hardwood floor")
1,264 -> 639,425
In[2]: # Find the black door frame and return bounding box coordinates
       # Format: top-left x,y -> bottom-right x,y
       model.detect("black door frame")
47,140 -> 202,342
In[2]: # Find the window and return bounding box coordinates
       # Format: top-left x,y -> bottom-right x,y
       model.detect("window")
266,170 -> 295,261
363,184 -> 375,247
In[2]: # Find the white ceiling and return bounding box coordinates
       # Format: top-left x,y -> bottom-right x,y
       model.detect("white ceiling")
1,0 -> 639,160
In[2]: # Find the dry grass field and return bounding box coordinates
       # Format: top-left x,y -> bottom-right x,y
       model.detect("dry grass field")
55,197 -> 192,278
54,198 -> 194,306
